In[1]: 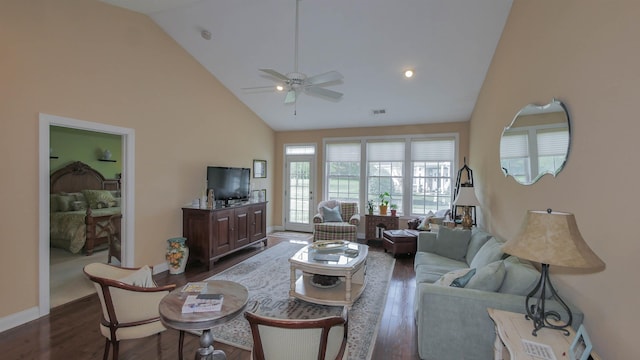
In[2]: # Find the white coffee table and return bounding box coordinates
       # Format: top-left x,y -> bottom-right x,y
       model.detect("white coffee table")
289,241 -> 368,308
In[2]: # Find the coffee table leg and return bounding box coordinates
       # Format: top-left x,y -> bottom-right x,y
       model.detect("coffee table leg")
290,266 -> 296,296
196,329 -> 226,360
345,273 -> 352,303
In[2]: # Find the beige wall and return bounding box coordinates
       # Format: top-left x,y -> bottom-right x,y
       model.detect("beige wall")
471,0 -> 639,358
273,122 -> 470,228
0,0 -> 274,318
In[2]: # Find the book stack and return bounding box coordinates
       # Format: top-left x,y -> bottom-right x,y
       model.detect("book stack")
180,282 -> 224,313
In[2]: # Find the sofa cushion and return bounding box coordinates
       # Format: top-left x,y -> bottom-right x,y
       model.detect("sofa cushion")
466,260 -> 506,291
322,206 -> 343,222
414,251 -> 468,271
432,227 -> 472,261
469,237 -> 504,269
498,256 -> 541,296
466,229 -> 493,264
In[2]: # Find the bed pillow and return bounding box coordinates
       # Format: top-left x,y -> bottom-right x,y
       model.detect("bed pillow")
118,265 -> 155,288
82,190 -> 116,209
322,206 -> 343,222
56,194 -> 75,212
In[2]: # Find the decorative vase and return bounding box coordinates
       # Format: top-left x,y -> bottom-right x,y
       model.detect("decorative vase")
166,237 -> 189,274
103,149 -> 112,160
390,209 -> 397,217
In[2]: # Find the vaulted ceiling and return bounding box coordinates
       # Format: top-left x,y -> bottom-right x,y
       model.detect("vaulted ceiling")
101,0 -> 513,131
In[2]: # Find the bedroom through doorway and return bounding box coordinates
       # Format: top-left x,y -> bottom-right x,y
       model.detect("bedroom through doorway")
49,126 -> 123,308
39,113 -> 135,315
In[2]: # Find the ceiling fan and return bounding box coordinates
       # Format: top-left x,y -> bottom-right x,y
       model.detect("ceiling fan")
243,0 -> 343,104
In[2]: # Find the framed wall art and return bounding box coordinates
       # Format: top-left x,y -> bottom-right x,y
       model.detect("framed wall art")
253,160 -> 267,178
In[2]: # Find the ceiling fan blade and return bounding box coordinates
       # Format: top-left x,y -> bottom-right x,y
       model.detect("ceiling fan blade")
306,71 -> 343,86
259,69 -> 290,82
284,90 -> 296,104
241,85 -> 279,91
304,86 -> 343,100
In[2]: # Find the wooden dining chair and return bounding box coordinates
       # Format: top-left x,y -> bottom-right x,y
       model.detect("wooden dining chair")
83,263 -> 184,360
244,302 -> 348,360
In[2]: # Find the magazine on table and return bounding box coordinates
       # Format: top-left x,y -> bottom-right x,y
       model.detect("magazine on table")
181,293 -> 224,313
181,282 -> 208,293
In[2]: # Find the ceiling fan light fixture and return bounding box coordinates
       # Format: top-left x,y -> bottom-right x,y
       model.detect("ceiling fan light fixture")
404,69 -> 414,78
276,85 -> 285,91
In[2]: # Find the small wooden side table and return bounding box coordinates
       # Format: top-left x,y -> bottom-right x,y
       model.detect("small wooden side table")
159,280 -> 249,360
487,308 -> 600,360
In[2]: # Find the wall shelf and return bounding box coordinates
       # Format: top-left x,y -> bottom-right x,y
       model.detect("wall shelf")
50,156 -> 59,159
98,159 -> 116,162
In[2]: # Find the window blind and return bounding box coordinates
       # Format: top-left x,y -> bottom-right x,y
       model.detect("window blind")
326,143 -> 360,161
367,141 -> 404,161
411,138 -> 455,161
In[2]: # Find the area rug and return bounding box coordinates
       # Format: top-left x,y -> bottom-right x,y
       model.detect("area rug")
207,241 -> 395,359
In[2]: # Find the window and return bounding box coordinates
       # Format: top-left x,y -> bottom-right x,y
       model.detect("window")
325,142 -> 360,202
286,145 -> 315,155
324,135 -> 457,216
537,128 -> 569,174
500,131 -> 530,183
367,141 -> 405,214
411,139 -> 455,214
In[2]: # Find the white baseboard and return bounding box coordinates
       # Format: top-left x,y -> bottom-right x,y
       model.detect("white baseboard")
0,306 -> 40,333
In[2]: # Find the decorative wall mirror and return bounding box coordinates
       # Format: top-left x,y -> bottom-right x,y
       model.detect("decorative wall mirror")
500,98 -> 570,185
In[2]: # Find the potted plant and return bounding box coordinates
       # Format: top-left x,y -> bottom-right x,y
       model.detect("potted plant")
378,192 -> 390,215
367,200 -> 375,215
390,204 -> 398,217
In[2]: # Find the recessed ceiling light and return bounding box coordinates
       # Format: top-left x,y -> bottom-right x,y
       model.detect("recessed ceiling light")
201,30 -> 212,40
276,85 -> 285,91
404,69 -> 414,78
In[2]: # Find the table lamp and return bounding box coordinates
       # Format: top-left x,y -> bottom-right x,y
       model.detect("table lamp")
502,209 -> 605,336
453,185 -> 480,229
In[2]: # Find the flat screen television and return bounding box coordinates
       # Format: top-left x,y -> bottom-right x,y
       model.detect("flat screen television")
207,166 -> 251,206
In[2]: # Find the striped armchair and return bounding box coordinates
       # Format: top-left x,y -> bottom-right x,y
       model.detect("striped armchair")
313,200 -> 360,242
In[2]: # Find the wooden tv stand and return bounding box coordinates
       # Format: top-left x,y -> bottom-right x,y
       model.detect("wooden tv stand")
182,201 -> 267,270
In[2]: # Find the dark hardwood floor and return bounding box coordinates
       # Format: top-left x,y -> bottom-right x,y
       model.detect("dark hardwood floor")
0,235 -> 417,359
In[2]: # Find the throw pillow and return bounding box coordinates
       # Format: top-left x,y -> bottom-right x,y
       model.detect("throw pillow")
118,265 -> 155,288
82,190 -> 116,209
451,268 -> 477,287
71,200 -> 86,211
417,211 -> 435,230
498,256 -> 542,296
466,260 -> 506,292
433,226 -> 472,261
433,268 -> 475,287
469,237 -> 504,269
322,206 -> 343,222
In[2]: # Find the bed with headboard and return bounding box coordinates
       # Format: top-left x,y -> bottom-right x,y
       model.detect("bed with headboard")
50,161 -> 121,255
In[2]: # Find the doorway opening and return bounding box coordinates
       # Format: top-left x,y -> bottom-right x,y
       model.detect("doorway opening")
38,113 -> 135,316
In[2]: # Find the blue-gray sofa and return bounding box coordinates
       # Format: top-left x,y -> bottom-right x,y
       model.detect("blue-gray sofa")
413,227 -> 584,360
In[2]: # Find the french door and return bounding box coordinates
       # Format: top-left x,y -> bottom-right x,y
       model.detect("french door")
284,152 -> 315,232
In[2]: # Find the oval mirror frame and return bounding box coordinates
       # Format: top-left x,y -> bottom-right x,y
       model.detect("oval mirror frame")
500,98 -> 571,185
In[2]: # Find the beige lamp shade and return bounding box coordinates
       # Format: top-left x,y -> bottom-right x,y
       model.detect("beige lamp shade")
502,210 -> 605,269
453,186 -> 480,206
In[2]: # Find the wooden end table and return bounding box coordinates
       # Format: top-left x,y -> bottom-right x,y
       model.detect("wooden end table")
159,280 -> 248,360
488,308 -> 601,360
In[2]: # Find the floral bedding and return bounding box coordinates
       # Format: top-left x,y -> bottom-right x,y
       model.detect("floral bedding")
50,208 -> 121,254
50,190 -> 121,254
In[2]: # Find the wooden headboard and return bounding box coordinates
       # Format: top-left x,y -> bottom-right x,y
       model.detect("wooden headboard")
50,161 -> 120,194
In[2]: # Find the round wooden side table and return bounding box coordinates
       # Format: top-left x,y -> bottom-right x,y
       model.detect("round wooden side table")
159,280 -> 249,360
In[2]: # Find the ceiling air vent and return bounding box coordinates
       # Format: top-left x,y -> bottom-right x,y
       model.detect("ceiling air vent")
372,109 -> 386,115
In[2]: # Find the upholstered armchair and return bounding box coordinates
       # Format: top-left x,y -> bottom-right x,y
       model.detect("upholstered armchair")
244,302 -> 349,360
313,200 -> 360,242
83,263 -> 184,360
